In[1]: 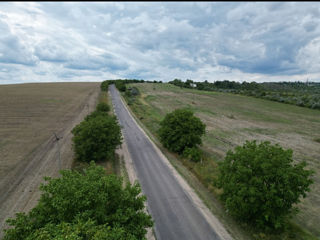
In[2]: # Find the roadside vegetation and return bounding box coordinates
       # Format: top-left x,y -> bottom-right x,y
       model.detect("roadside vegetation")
72,109 -> 122,163
217,141 -> 313,231
158,108 -> 205,162
122,82 -> 319,240
3,82 -> 153,240
169,79 -> 320,110
3,163 -> 153,240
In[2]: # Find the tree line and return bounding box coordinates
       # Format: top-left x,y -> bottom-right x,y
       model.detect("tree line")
169,79 -> 320,110
101,79 -> 162,93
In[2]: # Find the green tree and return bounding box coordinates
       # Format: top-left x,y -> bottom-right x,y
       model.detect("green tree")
216,140 -> 314,230
4,163 -> 153,240
158,108 -> 205,154
183,147 -> 202,162
96,102 -> 110,113
100,81 -> 109,91
115,81 -> 126,92
72,114 -> 122,162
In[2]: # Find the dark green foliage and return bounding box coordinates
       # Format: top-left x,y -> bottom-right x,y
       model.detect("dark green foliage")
115,81 -> 126,92
125,87 -> 140,97
96,102 -> 110,113
169,79 -> 320,110
158,108 -> 206,154
3,163 -> 153,240
183,147 -> 202,162
100,81 -> 109,91
216,141 -> 314,230
84,110 -> 108,121
130,87 -> 140,96
72,114 -> 122,162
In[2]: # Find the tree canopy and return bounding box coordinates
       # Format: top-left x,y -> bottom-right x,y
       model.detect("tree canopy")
158,108 -> 205,154
4,163 -> 153,240
216,140 -> 314,230
72,114 -> 122,162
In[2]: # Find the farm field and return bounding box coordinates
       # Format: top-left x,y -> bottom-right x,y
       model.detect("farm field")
0,82 -> 100,237
124,83 -> 320,238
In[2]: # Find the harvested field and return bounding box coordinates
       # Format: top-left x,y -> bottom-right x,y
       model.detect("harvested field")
125,83 -> 320,238
0,82 -> 99,238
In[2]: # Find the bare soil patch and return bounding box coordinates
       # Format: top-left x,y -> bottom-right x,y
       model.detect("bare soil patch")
0,82 -> 99,238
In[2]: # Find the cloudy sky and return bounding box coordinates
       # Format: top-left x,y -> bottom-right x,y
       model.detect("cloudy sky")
1,2 -> 320,84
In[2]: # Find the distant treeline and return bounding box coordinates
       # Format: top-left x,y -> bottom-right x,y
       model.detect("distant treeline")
100,79 -> 162,92
169,79 -> 320,110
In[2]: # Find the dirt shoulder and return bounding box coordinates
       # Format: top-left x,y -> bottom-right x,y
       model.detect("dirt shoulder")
0,83 -> 99,238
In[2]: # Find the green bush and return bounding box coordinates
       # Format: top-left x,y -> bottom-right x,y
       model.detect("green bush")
96,102 -> 110,113
158,108 -> 205,154
100,81 -> 109,91
72,114 -> 122,162
84,110 -> 108,122
216,140 -> 314,230
183,147 -> 202,162
3,163 -> 153,240
115,82 -> 126,92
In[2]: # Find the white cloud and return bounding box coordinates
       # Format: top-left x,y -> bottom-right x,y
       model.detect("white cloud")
0,2 -> 320,84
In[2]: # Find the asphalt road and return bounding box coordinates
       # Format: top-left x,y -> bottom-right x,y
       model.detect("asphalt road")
110,85 -> 221,240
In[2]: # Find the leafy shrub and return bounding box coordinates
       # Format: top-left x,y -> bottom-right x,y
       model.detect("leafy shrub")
96,102 -> 110,112
216,141 -> 314,230
100,81 -> 109,91
72,114 -> 122,162
84,110 -> 108,122
115,82 -> 126,92
158,108 -> 205,154
183,147 -> 202,162
131,87 -> 140,96
3,163 -> 153,240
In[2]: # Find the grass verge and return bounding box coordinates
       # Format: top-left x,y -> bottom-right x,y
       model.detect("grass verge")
122,83 -> 318,240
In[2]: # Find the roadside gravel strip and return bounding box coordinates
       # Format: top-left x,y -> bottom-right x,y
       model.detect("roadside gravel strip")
110,85 -> 233,240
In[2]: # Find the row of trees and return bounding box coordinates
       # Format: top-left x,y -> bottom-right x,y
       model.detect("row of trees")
157,108 -> 314,231
3,85 -> 153,239
100,79 -> 163,93
169,79 -> 320,110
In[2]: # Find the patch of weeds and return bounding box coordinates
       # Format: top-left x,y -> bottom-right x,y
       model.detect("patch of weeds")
227,114 -> 236,119
314,138 -> 320,143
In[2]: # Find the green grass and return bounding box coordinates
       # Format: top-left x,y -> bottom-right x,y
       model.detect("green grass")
124,83 -> 320,240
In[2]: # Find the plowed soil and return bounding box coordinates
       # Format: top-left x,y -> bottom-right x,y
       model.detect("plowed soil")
0,82 -> 99,238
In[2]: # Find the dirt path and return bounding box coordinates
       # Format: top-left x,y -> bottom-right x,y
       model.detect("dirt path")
0,86 -> 99,238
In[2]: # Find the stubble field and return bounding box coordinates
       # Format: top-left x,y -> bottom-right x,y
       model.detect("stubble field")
0,82 -> 99,237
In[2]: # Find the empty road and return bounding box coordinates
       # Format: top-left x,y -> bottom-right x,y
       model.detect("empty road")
110,85 -> 224,240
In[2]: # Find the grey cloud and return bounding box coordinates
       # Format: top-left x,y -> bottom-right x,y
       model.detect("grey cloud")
1,2 -> 320,84
0,20 -> 37,66
64,52 -> 128,71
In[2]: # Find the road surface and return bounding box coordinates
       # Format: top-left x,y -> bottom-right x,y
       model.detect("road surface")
110,85 -> 222,240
